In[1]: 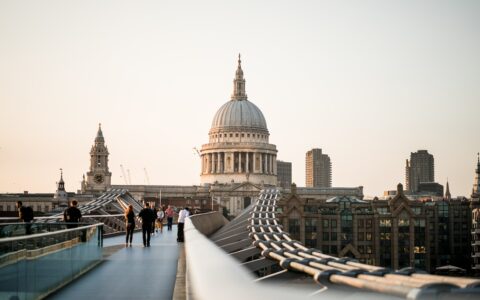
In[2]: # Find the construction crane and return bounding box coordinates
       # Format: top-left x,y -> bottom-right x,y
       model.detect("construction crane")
144,168 -> 151,185
193,147 -> 200,157
120,164 -> 128,185
127,169 -> 132,185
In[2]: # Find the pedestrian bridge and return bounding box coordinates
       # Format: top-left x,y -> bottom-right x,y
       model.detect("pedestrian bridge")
1,188 -> 480,299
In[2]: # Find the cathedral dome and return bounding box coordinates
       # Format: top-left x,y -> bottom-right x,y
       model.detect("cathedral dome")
211,99 -> 268,132
209,55 -> 268,134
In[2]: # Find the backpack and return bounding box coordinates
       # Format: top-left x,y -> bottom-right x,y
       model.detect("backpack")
24,206 -> 34,222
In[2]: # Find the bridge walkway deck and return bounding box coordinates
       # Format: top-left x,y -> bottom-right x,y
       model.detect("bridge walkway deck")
47,226 -> 180,300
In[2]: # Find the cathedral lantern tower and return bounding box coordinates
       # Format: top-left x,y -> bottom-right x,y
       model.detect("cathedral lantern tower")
83,124 -> 112,193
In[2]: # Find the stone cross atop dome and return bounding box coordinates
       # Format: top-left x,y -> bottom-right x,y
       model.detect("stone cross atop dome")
231,54 -> 248,101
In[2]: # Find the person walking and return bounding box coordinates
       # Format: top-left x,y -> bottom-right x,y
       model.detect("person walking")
165,205 -> 175,231
177,207 -> 190,242
139,203 -> 155,247
64,200 -> 82,229
151,206 -> 158,235
156,206 -> 165,234
16,201 -> 34,234
124,204 -> 135,247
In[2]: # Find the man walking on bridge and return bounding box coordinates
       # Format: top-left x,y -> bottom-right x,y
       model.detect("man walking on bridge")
139,202 -> 155,247
64,200 -> 82,229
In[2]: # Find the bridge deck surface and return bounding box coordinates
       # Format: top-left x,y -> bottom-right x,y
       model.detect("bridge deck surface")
48,226 -> 180,300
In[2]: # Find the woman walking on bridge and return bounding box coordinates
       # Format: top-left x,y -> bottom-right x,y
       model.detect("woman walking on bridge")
125,205 -> 135,247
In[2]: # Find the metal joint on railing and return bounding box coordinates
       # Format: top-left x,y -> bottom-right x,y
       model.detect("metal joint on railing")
368,268 -> 392,276
341,269 -> 367,278
314,269 -> 341,285
261,248 -> 274,258
279,258 -> 296,270
253,240 -> 266,248
394,267 -> 426,276
317,258 -> 335,265
296,258 -> 315,266
336,257 -> 358,264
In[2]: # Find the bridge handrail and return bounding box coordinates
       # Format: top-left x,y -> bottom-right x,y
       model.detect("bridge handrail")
249,188 -> 480,299
0,223 -> 103,243
185,213 -> 303,300
0,214 -> 124,221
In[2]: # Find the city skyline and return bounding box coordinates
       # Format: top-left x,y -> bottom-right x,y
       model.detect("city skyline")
1,1 -> 479,197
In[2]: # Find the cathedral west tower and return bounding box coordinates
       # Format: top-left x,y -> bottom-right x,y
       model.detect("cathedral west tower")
82,124 -> 112,193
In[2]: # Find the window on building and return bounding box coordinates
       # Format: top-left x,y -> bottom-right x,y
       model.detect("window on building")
305,218 -> 316,233
323,232 -> 329,241
331,245 -> 338,254
438,202 -> 449,217
358,232 -> 364,241
323,219 -> 329,228
366,219 -> 372,229
331,220 -> 337,228
366,233 -> 372,241
288,219 -> 300,241
377,207 -> 388,215
358,219 -> 364,228
380,219 -> 392,227
331,232 -> 337,241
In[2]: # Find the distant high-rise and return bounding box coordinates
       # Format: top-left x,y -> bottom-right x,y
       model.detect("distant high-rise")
472,153 -> 480,198
276,160 -> 292,189
305,148 -> 331,188
405,150 -> 434,193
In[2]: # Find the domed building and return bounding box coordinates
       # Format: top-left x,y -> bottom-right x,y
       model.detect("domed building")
200,55 -> 278,186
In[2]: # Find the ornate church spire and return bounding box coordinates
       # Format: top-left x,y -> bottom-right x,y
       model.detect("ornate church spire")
95,123 -> 105,144
57,168 -> 65,191
445,179 -> 451,200
231,54 -> 248,101
54,168 -> 68,207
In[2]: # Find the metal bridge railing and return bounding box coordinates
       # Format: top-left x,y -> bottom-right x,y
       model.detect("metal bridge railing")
250,188 -> 480,299
184,212 -> 310,300
0,223 -> 104,300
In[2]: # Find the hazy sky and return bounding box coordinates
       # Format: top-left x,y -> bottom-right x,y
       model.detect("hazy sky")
1,0 -> 479,197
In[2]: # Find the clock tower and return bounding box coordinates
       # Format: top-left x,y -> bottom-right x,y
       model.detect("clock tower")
82,123 -> 112,194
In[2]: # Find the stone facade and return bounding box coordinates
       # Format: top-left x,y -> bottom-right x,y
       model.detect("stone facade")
278,183 -> 472,273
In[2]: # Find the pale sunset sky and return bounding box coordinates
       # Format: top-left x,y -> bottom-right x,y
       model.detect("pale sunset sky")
0,0 -> 479,197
